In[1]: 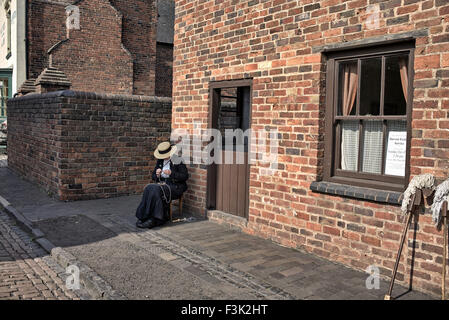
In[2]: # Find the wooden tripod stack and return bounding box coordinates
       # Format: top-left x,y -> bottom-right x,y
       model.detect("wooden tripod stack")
385,188 -> 434,300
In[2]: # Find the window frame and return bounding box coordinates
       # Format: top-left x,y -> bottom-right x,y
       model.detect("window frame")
323,41 -> 415,192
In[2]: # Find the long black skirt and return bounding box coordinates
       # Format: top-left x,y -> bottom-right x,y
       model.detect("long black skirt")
135,183 -> 184,222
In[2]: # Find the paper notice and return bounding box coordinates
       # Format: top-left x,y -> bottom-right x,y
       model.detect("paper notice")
385,131 -> 407,177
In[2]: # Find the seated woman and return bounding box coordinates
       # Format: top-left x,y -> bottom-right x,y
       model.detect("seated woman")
135,142 -> 188,229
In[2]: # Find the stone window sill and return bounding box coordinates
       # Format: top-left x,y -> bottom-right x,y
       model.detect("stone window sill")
310,181 -> 402,206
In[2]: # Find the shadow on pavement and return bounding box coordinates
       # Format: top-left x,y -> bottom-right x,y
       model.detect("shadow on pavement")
35,215 -> 118,248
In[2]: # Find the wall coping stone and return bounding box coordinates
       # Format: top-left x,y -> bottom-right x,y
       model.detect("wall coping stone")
9,90 -> 172,103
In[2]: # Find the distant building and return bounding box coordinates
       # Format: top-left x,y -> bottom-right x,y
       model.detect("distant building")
0,0 -> 174,100
0,0 -> 26,123
5,0 -> 176,201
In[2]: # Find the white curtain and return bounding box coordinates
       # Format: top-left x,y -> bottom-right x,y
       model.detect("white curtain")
340,62 -> 359,171
362,121 -> 383,174
341,120 -> 359,171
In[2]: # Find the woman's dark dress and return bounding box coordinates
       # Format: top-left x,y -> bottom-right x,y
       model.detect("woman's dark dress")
135,159 -> 188,222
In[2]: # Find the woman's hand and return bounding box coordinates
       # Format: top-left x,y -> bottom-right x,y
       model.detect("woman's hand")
163,169 -> 171,176
156,168 -> 162,177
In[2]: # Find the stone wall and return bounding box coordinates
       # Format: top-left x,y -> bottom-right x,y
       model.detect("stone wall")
172,0 -> 449,297
7,90 -> 171,201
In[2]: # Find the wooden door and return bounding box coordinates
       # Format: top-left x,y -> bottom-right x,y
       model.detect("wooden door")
215,150 -> 248,218
207,81 -> 252,219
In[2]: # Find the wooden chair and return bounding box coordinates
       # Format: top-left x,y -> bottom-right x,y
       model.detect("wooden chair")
169,195 -> 183,222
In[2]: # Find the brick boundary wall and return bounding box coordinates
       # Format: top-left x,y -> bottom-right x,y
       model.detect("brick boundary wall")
172,0 -> 449,297
7,90 -> 171,201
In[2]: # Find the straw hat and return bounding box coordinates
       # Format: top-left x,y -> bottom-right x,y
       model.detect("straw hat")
154,141 -> 177,159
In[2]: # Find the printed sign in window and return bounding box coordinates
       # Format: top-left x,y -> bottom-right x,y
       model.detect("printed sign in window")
385,131 -> 407,177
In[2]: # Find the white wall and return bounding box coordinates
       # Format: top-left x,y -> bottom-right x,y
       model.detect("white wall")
0,0 -> 26,95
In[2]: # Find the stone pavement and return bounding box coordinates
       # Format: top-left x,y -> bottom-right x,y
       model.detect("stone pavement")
0,155 -> 6,168
0,209 -> 87,300
0,164 -> 434,300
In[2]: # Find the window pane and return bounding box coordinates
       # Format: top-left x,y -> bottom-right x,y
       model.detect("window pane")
384,55 -> 408,115
218,87 -> 251,151
340,120 -> 359,171
337,61 -> 358,116
361,120 -> 383,174
0,79 -> 7,117
384,120 -> 407,177
360,58 -> 381,116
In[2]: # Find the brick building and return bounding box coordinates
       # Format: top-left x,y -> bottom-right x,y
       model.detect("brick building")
5,0 -> 176,200
172,0 -> 449,296
0,0 -> 174,97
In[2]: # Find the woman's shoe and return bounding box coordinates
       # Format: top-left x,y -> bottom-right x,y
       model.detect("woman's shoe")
137,218 -> 166,229
154,218 -> 166,227
136,219 -> 156,229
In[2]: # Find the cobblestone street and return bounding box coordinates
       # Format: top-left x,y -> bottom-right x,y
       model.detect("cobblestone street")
0,209 -> 84,300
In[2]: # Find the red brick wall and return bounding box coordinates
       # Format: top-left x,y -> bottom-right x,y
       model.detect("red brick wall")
27,0 -> 66,79
7,91 -> 172,201
110,0 -> 158,95
173,0 -> 449,297
27,0 -> 158,96
155,42 -> 174,97
50,0 -> 134,94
